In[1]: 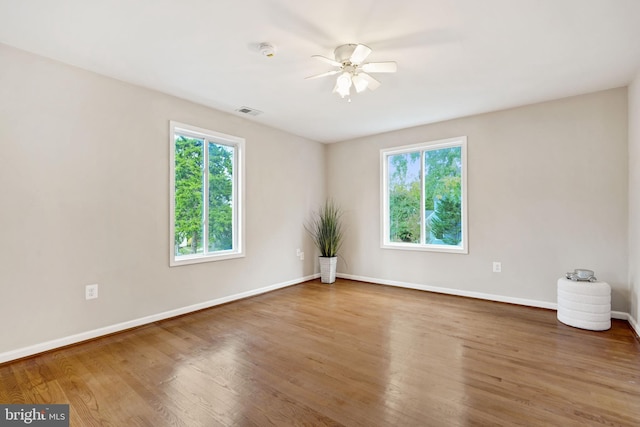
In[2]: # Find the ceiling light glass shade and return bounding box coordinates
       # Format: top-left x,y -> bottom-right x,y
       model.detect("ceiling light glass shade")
336,72 -> 352,98
352,74 -> 369,93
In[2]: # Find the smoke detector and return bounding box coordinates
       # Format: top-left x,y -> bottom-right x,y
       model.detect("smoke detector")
259,43 -> 276,57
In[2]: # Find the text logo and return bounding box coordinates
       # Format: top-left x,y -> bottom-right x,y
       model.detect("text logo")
0,405 -> 69,426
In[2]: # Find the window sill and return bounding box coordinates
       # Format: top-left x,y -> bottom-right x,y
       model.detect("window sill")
381,242 -> 468,254
170,251 -> 245,267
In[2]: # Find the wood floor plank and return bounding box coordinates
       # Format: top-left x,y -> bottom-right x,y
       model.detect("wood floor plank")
1,278 -> 639,426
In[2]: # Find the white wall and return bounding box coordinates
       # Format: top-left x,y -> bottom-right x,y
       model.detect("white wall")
629,72 -> 640,328
0,44 -> 325,355
328,89 -> 629,312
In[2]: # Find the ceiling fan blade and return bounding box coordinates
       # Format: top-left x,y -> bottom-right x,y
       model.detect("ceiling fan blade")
305,70 -> 341,80
361,61 -> 397,73
349,44 -> 372,64
359,73 -> 381,91
312,55 -> 342,67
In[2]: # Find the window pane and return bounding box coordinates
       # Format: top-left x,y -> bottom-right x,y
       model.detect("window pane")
388,152 -> 421,243
174,135 -> 204,257
208,142 -> 234,251
424,146 -> 462,246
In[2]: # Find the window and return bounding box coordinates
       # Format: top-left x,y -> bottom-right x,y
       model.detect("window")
381,136 -> 467,254
169,121 -> 244,266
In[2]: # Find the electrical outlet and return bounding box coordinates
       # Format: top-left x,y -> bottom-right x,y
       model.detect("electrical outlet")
300,252 -> 304,260
296,248 -> 301,257
86,284 -> 99,300
493,262 -> 502,273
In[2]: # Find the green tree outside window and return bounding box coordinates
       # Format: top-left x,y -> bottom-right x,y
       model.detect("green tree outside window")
387,144 -> 463,247
174,135 -> 234,257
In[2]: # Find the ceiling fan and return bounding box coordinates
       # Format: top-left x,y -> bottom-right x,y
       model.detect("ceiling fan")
306,43 -> 397,99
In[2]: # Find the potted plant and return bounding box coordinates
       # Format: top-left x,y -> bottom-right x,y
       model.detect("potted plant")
306,199 -> 344,284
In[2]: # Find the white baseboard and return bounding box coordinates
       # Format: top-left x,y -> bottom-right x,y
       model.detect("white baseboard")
628,314 -> 640,338
611,311 -> 629,320
0,274 -> 319,365
337,273 -> 636,330
337,273 -> 558,310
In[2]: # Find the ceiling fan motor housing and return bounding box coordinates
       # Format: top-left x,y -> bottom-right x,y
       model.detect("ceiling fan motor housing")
334,44 -> 359,64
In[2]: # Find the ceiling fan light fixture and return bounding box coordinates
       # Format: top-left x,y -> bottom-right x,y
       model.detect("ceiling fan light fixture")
336,85 -> 350,98
336,72 -> 352,98
352,74 -> 369,93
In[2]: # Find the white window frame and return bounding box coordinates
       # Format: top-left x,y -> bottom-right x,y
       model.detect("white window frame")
169,121 -> 245,266
381,136 -> 468,254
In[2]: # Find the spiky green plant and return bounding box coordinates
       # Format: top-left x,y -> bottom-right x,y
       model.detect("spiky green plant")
306,199 -> 344,257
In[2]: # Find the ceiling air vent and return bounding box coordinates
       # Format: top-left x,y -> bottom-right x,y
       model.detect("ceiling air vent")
235,106 -> 263,116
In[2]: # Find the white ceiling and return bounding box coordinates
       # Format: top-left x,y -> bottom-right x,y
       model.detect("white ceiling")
1,0 -> 639,143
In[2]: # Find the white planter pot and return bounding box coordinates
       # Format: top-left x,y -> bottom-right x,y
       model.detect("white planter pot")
319,256 -> 337,284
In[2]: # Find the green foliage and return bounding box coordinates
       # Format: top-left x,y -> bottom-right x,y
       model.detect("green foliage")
434,175 -> 461,202
306,200 -> 344,257
426,148 -> 462,245
175,136 -> 204,254
389,180 -> 421,242
390,151 -> 420,185
174,136 -> 234,256
429,194 -> 462,245
389,153 -> 421,243
207,143 -> 233,251
424,147 -> 461,211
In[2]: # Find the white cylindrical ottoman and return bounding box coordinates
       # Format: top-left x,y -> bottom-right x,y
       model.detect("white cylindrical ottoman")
557,278 -> 611,331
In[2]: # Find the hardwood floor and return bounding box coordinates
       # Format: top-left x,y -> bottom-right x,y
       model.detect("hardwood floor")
1,279 -> 639,426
